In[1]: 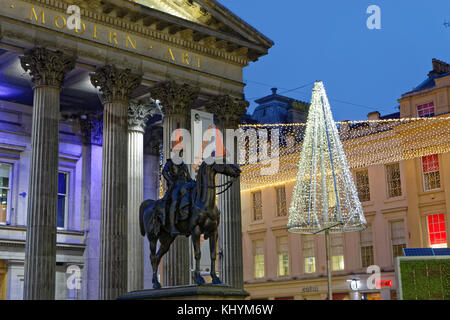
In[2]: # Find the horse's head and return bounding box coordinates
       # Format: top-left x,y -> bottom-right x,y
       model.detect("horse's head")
212,163 -> 241,178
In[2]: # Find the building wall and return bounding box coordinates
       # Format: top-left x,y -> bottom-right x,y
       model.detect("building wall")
241,142 -> 449,300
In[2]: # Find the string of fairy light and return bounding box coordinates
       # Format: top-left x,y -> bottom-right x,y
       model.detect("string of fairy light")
238,115 -> 450,192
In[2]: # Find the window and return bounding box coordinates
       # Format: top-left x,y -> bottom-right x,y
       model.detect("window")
0,163 -> 12,224
277,236 -> 289,277
275,186 -> 287,217
252,191 -> 262,221
390,220 -> 406,261
253,240 -> 265,279
355,169 -> 370,202
386,163 -> 402,198
331,234 -> 345,271
427,214 -> 447,248
360,224 -> 374,268
422,154 -> 441,191
57,172 -> 69,229
303,235 -> 316,273
417,102 -> 435,118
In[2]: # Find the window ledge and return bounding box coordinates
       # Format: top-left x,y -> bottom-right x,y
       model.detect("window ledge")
383,196 -> 406,204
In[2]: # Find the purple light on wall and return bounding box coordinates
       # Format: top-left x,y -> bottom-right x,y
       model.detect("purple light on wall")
0,84 -> 23,98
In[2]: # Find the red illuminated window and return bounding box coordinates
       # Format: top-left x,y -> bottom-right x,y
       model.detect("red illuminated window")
427,213 -> 447,248
422,154 -> 440,191
417,102 -> 435,118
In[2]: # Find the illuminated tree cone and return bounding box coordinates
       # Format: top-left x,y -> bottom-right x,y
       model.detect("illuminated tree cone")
287,81 -> 366,234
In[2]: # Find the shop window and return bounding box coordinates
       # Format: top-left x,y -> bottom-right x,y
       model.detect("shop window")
0,163 -> 12,224
331,234 -> 345,271
275,186 -> 287,217
303,235 -> 316,273
277,236 -> 289,277
57,172 -> 69,229
417,102 -> 435,118
360,223 -> 374,268
252,191 -> 262,221
422,154 -> 441,191
427,213 -> 447,248
253,239 -> 265,279
390,220 -> 406,262
355,169 -> 370,202
386,163 -> 402,198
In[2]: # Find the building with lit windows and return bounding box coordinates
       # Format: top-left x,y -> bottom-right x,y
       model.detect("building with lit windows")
240,58 -> 450,300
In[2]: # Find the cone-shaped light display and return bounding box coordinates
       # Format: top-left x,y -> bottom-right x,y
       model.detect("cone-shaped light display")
287,81 -> 366,234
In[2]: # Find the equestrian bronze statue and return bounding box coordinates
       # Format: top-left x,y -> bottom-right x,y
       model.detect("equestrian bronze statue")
139,159 -> 241,289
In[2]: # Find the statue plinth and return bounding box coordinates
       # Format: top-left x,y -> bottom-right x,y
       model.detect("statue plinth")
118,284 -> 249,300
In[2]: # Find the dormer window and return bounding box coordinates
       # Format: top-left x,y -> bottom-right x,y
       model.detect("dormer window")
417,102 -> 435,118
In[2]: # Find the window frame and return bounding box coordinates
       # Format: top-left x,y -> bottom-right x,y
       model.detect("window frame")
389,219 -> 407,263
57,171 -> 70,230
330,233 -> 345,271
303,235 -> 316,274
0,162 -> 13,225
252,239 -> 265,279
416,102 -> 435,118
275,185 -> 287,217
354,168 -> 370,202
360,223 -> 374,268
426,213 -> 447,248
385,162 -> 402,198
276,235 -> 290,277
421,154 -> 441,192
251,190 -> 263,222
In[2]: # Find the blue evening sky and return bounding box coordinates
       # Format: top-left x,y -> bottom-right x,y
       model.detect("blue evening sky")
220,0 -> 450,121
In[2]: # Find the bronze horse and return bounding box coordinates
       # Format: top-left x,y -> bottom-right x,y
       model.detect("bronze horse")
139,161 -> 241,289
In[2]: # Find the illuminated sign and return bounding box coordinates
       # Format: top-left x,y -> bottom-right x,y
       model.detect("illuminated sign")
376,280 -> 392,288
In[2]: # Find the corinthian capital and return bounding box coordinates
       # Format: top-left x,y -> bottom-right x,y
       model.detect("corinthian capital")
90,65 -> 142,103
205,95 -> 249,129
128,101 -> 154,133
20,47 -> 76,88
149,80 -> 200,117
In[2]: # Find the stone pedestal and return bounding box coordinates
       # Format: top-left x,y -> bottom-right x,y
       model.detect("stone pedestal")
118,284 -> 249,300
90,65 -> 142,300
20,47 -> 75,300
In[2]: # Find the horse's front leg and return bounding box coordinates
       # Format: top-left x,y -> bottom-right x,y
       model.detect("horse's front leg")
148,236 -> 161,289
209,231 -> 221,284
192,226 -> 205,285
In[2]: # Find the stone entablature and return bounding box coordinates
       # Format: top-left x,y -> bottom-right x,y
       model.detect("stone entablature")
1,0 -> 270,67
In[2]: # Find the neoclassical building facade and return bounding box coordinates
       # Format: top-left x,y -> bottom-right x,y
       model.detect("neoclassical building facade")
0,0 -> 272,299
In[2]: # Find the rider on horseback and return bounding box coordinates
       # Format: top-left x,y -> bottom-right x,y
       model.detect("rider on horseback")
162,159 -> 193,236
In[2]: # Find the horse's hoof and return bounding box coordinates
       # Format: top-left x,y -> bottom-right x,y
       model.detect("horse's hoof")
153,281 -> 161,289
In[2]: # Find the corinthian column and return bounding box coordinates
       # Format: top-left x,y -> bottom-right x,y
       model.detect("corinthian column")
20,47 -> 75,300
149,81 -> 199,287
205,95 -> 248,289
90,65 -> 142,300
127,101 -> 153,292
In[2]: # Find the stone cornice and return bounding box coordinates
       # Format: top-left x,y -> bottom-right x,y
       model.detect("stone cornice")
18,0 -> 268,65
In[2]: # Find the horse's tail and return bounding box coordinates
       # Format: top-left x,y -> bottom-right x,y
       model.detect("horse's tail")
139,199 -> 153,236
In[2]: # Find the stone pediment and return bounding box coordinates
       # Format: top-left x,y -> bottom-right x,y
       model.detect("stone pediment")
66,0 -> 273,62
